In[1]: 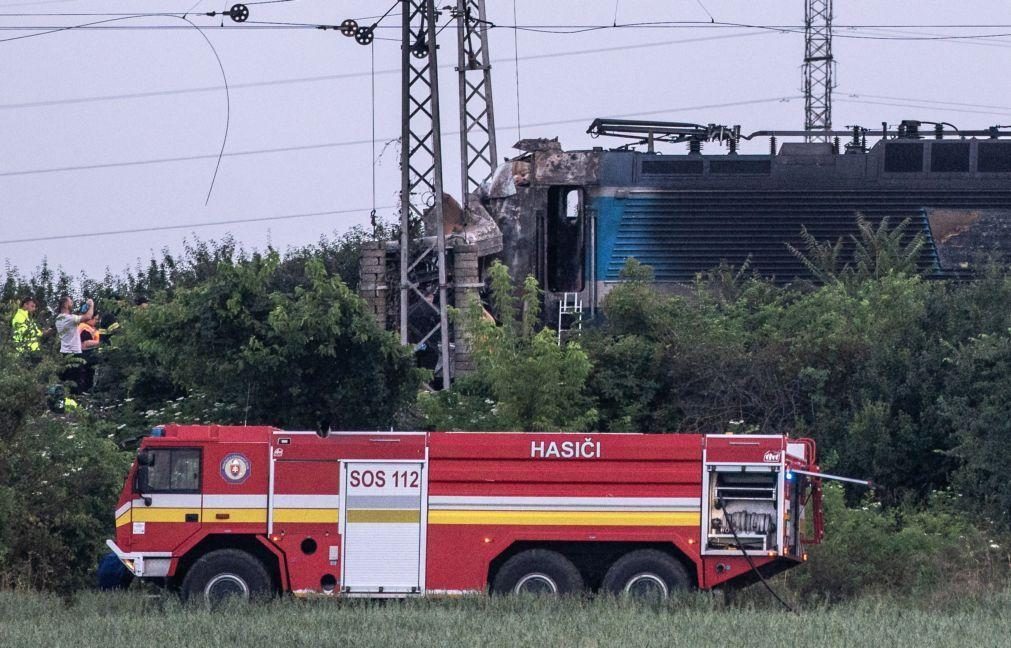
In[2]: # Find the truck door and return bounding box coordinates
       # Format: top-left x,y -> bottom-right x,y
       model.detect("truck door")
339,461 -> 428,596
132,447 -> 204,553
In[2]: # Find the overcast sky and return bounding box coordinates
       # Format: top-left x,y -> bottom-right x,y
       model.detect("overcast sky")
2,0 -> 1010,280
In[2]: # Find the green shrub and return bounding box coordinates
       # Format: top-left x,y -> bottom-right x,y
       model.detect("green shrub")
774,485 -> 1010,603
0,416 -> 128,591
420,261 -> 596,432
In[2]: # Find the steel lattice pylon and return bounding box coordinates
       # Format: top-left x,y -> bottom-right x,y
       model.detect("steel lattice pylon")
455,0 -> 498,208
803,0 -> 834,143
400,0 -> 451,388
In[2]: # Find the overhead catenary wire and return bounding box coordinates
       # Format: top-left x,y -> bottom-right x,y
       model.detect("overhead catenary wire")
512,0 -> 522,139
0,0 -> 87,8
0,13 -> 185,43
4,16 -> 1011,41
0,205 -> 397,246
0,31 -> 773,111
6,90 -> 1005,183
695,0 -> 715,23
178,14 -> 231,205
0,0 -> 297,14
0,13 -> 232,201
835,97 -> 1011,118
0,96 -> 803,179
5,9 -> 1011,227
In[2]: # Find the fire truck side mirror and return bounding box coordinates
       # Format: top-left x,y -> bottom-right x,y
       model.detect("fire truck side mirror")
134,451 -> 154,505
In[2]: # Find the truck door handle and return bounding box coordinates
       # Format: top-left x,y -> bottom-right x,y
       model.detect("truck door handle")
185,513 -> 199,522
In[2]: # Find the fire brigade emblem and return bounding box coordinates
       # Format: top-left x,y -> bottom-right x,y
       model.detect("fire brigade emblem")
220,453 -> 251,484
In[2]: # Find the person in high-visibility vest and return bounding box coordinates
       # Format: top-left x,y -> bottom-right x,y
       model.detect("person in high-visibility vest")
11,296 -> 42,353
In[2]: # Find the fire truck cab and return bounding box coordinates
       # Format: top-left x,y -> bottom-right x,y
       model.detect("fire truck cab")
108,425 -> 824,603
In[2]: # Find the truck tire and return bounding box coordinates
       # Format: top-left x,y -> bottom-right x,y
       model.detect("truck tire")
601,549 -> 691,600
492,549 -> 584,596
180,549 -> 274,605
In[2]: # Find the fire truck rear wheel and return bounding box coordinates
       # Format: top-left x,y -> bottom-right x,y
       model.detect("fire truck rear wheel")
180,549 -> 274,605
601,549 -> 691,600
492,549 -> 584,596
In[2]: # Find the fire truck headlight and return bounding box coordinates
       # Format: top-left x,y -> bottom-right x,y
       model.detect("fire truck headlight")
786,471 -> 794,481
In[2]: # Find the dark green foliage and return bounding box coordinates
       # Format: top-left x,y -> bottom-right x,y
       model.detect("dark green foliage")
119,252 -> 421,431
786,215 -> 926,285
0,344 -> 128,590
0,417 -> 128,591
775,485 -> 1009,603
582,259 -> 1011,522
943,332 -> 1011,529
0,230 -> 419,590
420,261 -> 596,432
3,221 -> 1011,597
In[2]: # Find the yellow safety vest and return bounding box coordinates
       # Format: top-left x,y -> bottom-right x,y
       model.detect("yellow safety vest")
11,308 -> 41,352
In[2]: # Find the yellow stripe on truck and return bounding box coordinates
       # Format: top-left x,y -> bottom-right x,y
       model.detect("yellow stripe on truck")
130,508 -> 200,523
122,508 -> 698,528
124,508 -> 340,525
273,508 -> 339,524
346,509 -> 420,523
203,509 -> 267,524
428,510 -> 701,527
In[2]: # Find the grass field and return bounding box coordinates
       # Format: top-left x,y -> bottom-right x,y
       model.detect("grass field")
2,589 -> 1009,648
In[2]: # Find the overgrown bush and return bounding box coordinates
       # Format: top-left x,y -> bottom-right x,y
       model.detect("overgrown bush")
420,261 -> 596,431
118,252 -> 422,431
580,259 -> 1011,521
771,484 -> 1010,604
5,228 -> 1011,597
0,343 -> 128,590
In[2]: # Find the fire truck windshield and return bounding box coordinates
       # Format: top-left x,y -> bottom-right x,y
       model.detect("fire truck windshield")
138,448 -> 201,493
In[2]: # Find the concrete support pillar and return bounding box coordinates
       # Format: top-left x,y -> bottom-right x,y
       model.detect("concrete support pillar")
359,242 -> 388,328
452,244 -> 480,375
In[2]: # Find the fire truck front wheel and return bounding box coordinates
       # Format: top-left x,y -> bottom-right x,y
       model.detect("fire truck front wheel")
180,549 -> 274,605
492,549 -> 585,596
601,549 -> 691,600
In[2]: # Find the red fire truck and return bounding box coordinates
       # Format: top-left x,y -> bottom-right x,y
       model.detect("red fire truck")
107,425 -> 830,603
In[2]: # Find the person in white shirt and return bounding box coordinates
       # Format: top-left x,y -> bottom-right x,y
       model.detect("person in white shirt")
56,296 -> 96,393
55,296 -> 95,354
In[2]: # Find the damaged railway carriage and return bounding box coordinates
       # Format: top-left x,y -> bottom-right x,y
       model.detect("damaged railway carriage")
360,120 -> 1011,369
482,121 -> 1011,321
108,425 -> 830,602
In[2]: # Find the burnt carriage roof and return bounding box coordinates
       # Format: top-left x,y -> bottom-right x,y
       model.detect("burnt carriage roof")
513,136 -> 1011,283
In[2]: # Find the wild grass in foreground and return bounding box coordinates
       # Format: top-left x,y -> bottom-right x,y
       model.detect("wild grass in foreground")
1,589 -> 1009,648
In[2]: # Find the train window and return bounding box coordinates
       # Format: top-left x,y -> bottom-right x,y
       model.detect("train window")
547,187 -> 584,293
640,159 -> 704,175
709,159 -> 772,174
930,142 -> 970,172
978,143 -> 1011,172
884,143 -> 924,173
565,189 -> 580,219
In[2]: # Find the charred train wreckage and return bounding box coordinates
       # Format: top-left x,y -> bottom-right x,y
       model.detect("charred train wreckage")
360,119 -> 1011,378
